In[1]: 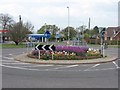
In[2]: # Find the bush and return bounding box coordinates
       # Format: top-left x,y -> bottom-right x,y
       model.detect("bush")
108,40 -> 119,45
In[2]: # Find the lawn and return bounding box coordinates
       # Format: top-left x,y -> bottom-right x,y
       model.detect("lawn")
88,44 -> 120,48
0,43 -> 26,48
0,42 -> 120,49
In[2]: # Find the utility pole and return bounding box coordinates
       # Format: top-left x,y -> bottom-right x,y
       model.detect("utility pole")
88,17 -> 91,30
44,23 -> 47,43
67,6 -> 70,45
19,15 -> 22,45
19,15 -> 21,22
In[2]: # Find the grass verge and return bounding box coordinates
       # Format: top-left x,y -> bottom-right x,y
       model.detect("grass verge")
0,43 -> 26,48
0,43 -> 120,48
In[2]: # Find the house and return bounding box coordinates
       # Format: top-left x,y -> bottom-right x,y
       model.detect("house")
86,27 -> 120,44
113,31 -> 120,40
106,27 -> 120,41
0,29 -> 9,43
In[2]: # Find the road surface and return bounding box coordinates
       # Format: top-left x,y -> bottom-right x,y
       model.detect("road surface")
1,48 -> 119,88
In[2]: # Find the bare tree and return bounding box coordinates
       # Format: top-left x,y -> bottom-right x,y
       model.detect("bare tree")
0,13 -> 14,30
0,13 -> 14,42
9,21 -> 34,45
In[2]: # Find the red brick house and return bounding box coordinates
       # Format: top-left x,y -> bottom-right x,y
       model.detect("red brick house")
112,31 -> 120,40
106,27 -> 120,41
0,29 -> 9,42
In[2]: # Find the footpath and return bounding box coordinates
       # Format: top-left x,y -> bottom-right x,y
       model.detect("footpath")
14,53 -> 118,65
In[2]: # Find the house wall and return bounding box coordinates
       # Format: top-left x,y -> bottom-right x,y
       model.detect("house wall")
113,32 -> 120,40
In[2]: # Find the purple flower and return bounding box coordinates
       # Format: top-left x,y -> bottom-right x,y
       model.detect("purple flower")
56,45 -> 88,53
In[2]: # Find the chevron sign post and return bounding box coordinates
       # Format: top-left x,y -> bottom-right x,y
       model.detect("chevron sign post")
35,44 -> 55,51
35,44 -> 56,59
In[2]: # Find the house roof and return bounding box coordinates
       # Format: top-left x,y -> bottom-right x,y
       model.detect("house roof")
106,27 -> 120,38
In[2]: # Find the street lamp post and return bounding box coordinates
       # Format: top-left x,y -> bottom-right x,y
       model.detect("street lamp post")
44,23 -> 47,42
67,6 -> 70,45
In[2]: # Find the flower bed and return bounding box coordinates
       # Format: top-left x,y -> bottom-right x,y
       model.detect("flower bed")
56,46 -> 88,53
28,45 -> 102,60
56,45 -> 88,56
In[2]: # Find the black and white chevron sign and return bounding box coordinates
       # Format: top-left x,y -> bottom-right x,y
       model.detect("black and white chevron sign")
35,44 -> 55,51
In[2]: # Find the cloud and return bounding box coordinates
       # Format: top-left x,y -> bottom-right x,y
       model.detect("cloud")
0,0 -> 118,32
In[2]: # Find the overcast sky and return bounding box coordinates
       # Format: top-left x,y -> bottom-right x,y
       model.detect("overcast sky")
0,0 -> 119,32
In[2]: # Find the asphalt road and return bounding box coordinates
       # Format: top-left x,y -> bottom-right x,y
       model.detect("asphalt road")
1,47 -> 120,88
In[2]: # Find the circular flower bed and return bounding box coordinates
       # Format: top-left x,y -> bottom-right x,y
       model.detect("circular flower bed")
28,45 -> 102,60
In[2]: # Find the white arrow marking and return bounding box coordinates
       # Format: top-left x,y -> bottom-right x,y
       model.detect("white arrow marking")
46,65 -> 79,70
35,44 -> 40,50
84,64 -> 100,71
49,45 -> 53,50
42,45 -> 46,50
112,61 -> 119,68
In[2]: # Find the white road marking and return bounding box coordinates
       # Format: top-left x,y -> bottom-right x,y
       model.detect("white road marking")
0,64 -> 39,71
84,64 -> 100,71
45,65 -> 79,70
0,64 -> 118,72
80,65 -> 90,66
112,61 -> 119,68
2,62 -> 30,65
1,60 -> 20,62
21,64 -> 54,67
92,64 -> 100,68
3,57 -> 14,60
84,68 -> 118,72
8,54 -> 13,56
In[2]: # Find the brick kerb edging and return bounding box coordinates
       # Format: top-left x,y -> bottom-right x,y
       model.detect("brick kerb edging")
14,53 -> 118,65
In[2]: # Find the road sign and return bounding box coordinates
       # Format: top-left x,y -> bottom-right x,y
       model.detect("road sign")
35,44 -> 55,51
101,31 -> 105,40
55,34 -> 60,38
44,31 -> 50,38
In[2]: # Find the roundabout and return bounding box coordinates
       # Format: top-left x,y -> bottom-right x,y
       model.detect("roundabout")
1,48 -> 119,88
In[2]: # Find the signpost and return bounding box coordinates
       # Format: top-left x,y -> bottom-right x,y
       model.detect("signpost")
35,44 -> 55,51
100,28 -> 106,57
55,32 -> 60,42
35,44 -> 56,60
44,31 -> 50,44
44,31 -> 50,38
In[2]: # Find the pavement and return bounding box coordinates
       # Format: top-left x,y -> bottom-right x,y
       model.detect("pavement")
14,53 -> 118,65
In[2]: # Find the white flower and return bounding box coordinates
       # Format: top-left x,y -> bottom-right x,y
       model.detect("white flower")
89,48 -> 91,51
94,49 -> 96,52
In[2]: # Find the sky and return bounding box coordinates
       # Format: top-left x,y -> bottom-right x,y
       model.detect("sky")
0,0 -> 119,33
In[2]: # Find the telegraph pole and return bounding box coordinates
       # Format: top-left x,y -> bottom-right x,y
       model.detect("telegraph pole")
19,15 -> 21,22
67,6 -> 70,45
88,17 -> 91,30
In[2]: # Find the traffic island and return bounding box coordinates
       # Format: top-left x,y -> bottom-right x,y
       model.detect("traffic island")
32,45 -> 103,60
14,53 -> 118,65
14,44 -> 118,65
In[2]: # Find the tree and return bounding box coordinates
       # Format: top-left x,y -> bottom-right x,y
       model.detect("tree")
37,24 -> 60,41
76,25 -> 87,41
0,13 -> 14,30
9,21 -> 34,45
0,13 -> 14,42
82,29 -> 92,39
89,26 -> 99,38
60,27 -> 77,40
93,26 -> 99,34
37,25 -> 46,34
37,24 -> 59,34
